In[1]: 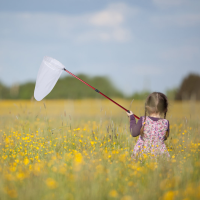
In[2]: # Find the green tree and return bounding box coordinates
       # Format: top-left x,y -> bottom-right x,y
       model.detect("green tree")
0,74 -> 124,99
175,73 -> 200,100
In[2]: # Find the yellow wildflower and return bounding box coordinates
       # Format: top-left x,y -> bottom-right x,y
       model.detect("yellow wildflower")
109,190 -> 118,198
45,178 -> 58,189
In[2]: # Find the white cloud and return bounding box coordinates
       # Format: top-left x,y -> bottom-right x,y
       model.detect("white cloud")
89,3 -> 134,27
0,3 -> 134,43
89,10 -> 123,27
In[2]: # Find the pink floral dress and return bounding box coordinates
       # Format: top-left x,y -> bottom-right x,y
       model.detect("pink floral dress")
132,116 -> 170,158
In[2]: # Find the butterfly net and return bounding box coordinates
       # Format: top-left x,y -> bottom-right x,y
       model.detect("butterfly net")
34,56 -> 64,101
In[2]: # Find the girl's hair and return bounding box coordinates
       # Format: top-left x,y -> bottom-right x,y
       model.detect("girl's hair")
140,92 -> 168,137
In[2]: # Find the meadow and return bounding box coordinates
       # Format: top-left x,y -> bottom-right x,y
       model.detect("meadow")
0,99 -> 200,200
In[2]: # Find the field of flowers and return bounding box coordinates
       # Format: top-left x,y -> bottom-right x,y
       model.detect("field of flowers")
0,99 -> 200,200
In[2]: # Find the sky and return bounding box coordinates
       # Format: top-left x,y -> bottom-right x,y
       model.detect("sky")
0,0 -> 200,95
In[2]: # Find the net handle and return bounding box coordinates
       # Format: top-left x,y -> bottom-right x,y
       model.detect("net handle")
63,68 -> 139,119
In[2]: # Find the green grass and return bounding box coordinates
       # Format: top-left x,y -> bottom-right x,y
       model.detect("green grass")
0,100 -> 200,200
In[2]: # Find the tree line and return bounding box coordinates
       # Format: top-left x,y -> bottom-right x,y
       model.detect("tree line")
0,75 -> 124,100
0,73 -> 199,100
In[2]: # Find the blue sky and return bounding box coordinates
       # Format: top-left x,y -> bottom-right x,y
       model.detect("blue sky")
0,0 -> 200,95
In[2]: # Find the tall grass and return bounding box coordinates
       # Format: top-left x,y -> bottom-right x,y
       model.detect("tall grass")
0,100 -> 200,200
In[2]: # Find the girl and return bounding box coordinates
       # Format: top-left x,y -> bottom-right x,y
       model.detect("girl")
127,92 -> 170,159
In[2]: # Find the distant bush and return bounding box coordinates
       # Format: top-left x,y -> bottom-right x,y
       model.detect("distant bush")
0,82 -> 10,99
0,75 -> 124,99
128,90 -> 150,100
175,73 -> 200,100
166,88 -> 178,100
2,74 -> 185,101
46,74 -> 124,99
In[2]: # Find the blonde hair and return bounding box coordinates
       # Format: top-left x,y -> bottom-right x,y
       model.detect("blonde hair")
140,92 -> 168,137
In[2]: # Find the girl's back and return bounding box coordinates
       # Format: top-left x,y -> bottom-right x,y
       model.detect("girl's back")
143,117 -> 169,154
127,92 -> 170,159
133,116 -> 170,158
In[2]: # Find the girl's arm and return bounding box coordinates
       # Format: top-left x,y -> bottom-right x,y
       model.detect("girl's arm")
129,115 -> 143,137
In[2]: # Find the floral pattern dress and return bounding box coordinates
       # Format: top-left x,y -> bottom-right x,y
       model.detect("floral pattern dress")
132,116 -> 170,158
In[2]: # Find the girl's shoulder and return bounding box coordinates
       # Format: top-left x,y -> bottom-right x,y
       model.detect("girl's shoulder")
142,116 -> 169,124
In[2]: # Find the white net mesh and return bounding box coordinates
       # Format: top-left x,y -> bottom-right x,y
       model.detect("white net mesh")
34,56 -> 64,101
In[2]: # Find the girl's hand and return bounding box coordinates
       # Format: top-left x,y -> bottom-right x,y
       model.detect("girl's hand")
126,110 -> 133,117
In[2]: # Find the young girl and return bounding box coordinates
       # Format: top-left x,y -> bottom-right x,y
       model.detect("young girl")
127,92 -> 170,159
